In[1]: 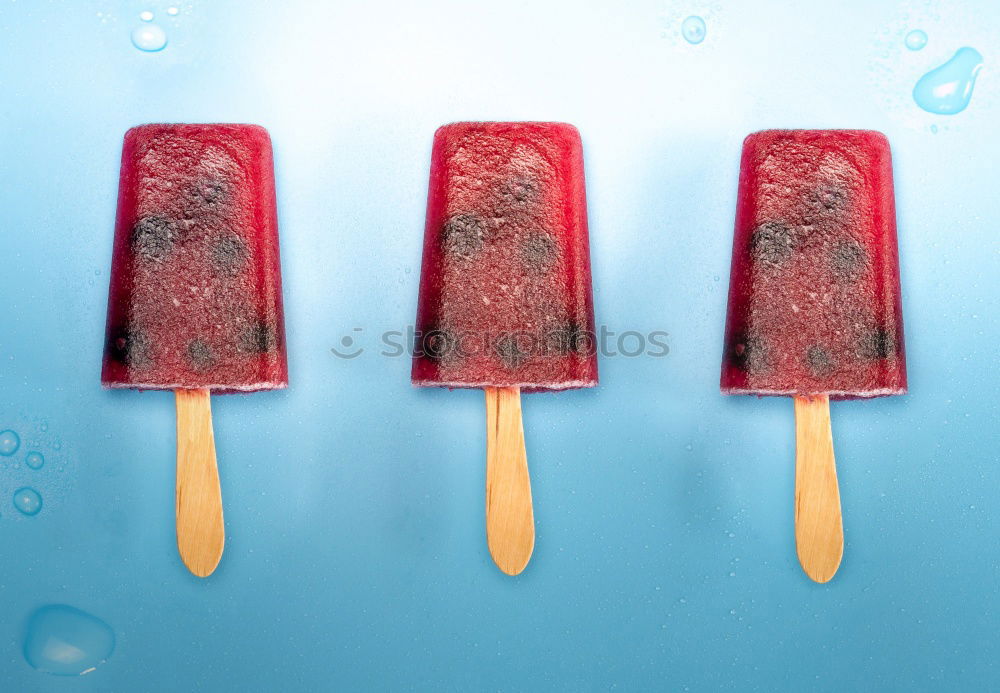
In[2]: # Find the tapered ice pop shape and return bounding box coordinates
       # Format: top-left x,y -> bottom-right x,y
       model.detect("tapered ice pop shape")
412,122 -> 598,574
721,130 -> 906,582
102,124 -> 287,577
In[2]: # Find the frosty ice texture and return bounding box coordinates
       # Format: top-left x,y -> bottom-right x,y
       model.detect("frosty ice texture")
412,122 -> 597,391
721,130 -> 906,398
102,124 -> 287,391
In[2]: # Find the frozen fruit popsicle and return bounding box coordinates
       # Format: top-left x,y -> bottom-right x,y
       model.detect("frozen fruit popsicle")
720,129 -> 906,582
412,122 -> 597,574
102,124 -> 287,577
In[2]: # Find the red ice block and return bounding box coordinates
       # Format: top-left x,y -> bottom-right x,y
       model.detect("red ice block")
721,129 -> 906,399
411,122 -> 598,391
102,124 -> 287,392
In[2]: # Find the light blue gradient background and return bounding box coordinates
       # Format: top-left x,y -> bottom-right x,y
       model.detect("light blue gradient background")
1,1 -> 997,690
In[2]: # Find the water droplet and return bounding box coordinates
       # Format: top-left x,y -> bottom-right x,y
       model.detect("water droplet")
26,451 -> 45,469
0,429 -> 20,456
131,24 -> 168,52
167,6 -> 179,15
14,487 -> 42,516
905,29 -> 928,51
40,422 -> 49,432
930,124 -> 939,133
913,47 -> 983,115
681,16 -> 706,44
23,605 -> 115,676
139,10 -> 153,22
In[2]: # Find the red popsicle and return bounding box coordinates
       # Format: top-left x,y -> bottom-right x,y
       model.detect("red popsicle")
412,122 -> 597,574
720,129 -> 906,582
102,124 -> 287,576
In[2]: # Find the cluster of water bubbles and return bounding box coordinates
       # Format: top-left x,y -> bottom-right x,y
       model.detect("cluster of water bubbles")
0,428 -> 45,515
5,432 -> 114,675
668,17 -> 982,117
130,8 -> 179,52
896,27 -> 984,116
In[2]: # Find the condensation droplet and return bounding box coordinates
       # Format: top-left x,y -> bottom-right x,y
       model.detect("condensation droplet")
913,47 -> 983,115
131,24 -> 168,52
905,29 -> 928,51
23,605 -> 116,676
0,429 -> 20,456
681,16 -> 706,45
13,487 -> 42,516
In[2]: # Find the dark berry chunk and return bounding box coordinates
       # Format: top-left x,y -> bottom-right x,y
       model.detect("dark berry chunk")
421,328 -> 457,362
859,328 -> 896,360
441,214 -> 486,259
806,345 -> 835,375
239,321 -> 277,353
107,324 -> 151,368
212,234 -> 249,276
521,231 -> 559,273
131,216 -> 175,262
546,321 -> 593,355
829,239 -> 866,281
730,334 -> 769,373
749,222 -> 794,266
187,339 -> 214,371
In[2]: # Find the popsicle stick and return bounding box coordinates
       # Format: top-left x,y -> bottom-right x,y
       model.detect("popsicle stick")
484,387 -> 535,575
793,395 -> 843,583
175,389 -> 225,578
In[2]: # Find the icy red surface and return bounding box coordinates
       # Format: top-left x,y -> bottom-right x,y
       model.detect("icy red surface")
411,122 -> 598,391
721,130 -> 906,399
101,124 -> 287,392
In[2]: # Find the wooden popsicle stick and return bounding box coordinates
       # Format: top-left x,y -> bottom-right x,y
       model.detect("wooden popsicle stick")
484,386 -> 535,575
793,394 -> 844,583
175,388 -> 225,578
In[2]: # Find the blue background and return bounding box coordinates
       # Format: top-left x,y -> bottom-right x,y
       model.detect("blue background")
1,1 -> 997,690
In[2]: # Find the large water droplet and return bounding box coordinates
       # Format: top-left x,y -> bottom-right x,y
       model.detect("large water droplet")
23,605 -> 116,676
0,429 -> 19,455
913,47 -> 983,115
167,6 -> 179,16
905,30 -> 928,51
681,16 -> 706,45
14,487 -> 42,515
131,24 -> 168,52
26,451 -> 45,469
